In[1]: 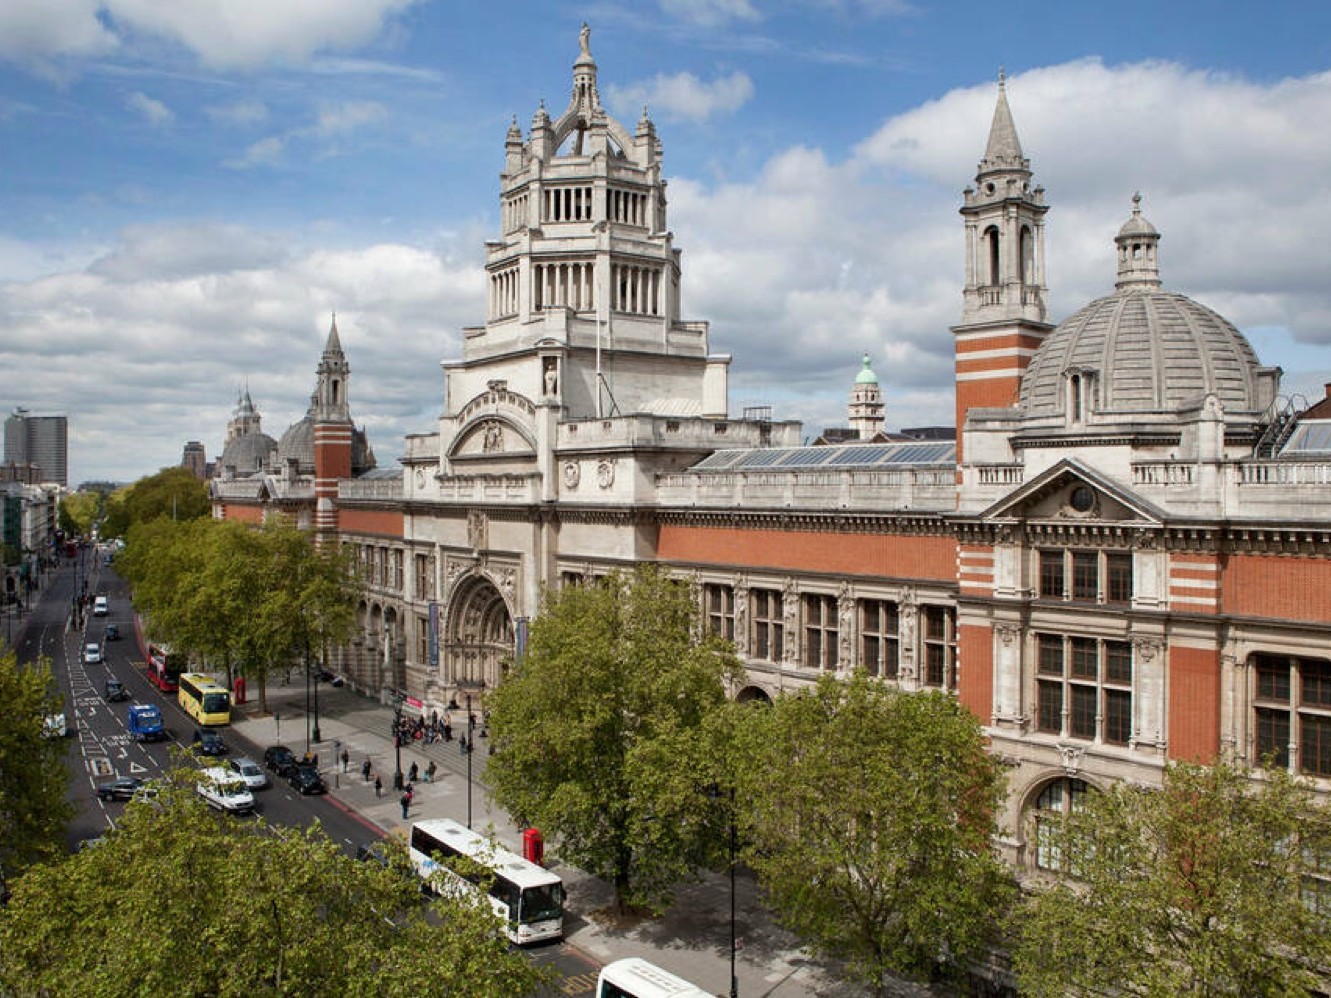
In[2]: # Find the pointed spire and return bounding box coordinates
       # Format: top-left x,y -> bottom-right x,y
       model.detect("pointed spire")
324,312 -> 343,356
980,68 -> 1026,173
1114,192 -> 1163,291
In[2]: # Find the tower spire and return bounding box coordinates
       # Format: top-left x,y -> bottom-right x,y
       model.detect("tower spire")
979,68 -> 1027,176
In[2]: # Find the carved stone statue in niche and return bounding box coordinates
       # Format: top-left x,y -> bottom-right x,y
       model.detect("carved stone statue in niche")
782,578 -> 798,665
467,510 -> 488,551
482,420 -> 503,453
543,358 -> 559,396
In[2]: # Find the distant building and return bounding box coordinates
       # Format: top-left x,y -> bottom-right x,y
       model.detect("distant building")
181,441 -> 208,480
4,409 -> 68,487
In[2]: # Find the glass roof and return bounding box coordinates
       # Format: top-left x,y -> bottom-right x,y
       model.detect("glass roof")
1281,421 -> 1331,454
690,440 -> 956,472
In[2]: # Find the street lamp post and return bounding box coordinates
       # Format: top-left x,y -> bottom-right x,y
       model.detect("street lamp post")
312,658 -> 322,744
454,678 -> 485,828
705,783 -> 740,998
392,694 -> 405,790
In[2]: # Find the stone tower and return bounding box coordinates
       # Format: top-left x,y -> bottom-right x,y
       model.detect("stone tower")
313,315 -> 352,539
951,72 -> 1052,462
848,354 -> 885,440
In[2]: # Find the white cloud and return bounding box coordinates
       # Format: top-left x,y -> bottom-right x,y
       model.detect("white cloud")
0,0 -> 420,73
311,100 -> 388,136
658,0 -> 761,27
206,100 -> 268,127
227,135 -> 286,169
126,91 -> 173,126
609,70 -> 754,122
0,0 -> 118,67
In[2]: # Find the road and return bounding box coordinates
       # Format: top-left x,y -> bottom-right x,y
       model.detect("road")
15,551 -> 604,997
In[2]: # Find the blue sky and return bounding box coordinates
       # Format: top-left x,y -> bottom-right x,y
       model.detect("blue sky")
4,0 -> 1331,484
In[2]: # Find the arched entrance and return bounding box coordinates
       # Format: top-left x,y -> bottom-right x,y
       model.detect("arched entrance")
445,573 -> 514,690
735,685 -> 772,706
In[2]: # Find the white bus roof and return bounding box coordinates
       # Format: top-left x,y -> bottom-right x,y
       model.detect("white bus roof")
596,957 -> 712,997
411,818 -> 560,889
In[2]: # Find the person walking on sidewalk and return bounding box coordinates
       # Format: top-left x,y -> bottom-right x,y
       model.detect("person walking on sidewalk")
400,791 -> 410,821
361,757 -> 371,782
341,748 -> 350,773
374,774 -> 382,798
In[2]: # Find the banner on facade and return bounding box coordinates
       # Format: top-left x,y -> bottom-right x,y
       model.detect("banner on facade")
516,616 -> 528,662
428,601 -> 439,668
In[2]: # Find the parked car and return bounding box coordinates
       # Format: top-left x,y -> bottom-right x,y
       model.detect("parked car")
288,765 -> 327,796
228,756 -> 268,790
83,642 -> 103,665
104,678 -> 129,702
95,776 -> 145,802
104,623 -> 120,641
192,728 -> 227,756
263,745 -> 298,778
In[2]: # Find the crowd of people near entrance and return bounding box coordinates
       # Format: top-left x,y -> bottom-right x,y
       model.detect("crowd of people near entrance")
392,708 -> 488,750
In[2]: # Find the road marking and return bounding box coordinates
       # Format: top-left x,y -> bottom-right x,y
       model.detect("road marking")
88,757 -> 113,777
127,761 -> 147,774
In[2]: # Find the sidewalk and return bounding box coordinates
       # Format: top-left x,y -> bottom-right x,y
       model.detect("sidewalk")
231,679 -> 907,998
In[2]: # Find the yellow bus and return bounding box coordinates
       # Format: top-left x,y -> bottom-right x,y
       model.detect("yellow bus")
178,672 -> 231,727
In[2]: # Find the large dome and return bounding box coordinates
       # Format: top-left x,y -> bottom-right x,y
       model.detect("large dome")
218,430 -> 276,476
1020,288 -> 1268,417
1020,197 -> 1273,419
276,414 -> 377,476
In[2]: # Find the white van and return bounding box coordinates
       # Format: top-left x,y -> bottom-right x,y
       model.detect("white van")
196,767 -> 254,814
93,596 -> 108,616
595,958 -> 712,998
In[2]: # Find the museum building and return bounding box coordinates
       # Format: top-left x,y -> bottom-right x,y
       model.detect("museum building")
211,29 -> 1331,882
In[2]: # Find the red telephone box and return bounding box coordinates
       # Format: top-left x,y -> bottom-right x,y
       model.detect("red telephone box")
522,827 -> 545,866
233,676 -> 247,705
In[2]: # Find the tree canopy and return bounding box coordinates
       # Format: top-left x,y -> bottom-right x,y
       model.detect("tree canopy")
732,672 -> 1016,993
0,651 -> 74,879
1013,760 -> 1331,997
485,566 -> 743,913
118,517 -> 358,712
57,490 -> 101,538
0,768 -> 545,996
100,466 -> 209,539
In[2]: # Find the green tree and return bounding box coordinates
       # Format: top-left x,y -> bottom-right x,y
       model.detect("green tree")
0,768 -> 545,996
101,466 -> 208,539
0,652 -> 74,878
57,490 -> 100,538
732,672 -> 1015,993
486,565 -> 743,913
1013,760 -> 1331,997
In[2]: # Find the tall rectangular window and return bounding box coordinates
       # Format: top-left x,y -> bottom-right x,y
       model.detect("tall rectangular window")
1034,633 -> 1133,744
704,583 -> 735,642
858,599 -> 899,679
751,588 -> 784,663
803,594 -> 839,671
1039,550 -> 1065,598
1254,654 -> 1331,777
1071,551 -> 1098,600
921,605 -> 956,690
414,553 -> 430,601
1106,552 -> 1133,604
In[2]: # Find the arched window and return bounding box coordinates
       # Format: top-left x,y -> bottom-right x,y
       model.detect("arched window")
1033,777 -> 1089,870
984,226 -> 1001,285
1069,374 -> 1081,423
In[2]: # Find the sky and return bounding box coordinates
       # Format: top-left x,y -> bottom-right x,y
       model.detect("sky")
4,0 -> 1331,486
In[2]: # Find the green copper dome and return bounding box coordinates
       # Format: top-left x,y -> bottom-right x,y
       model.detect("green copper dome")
855,354 -> 879,385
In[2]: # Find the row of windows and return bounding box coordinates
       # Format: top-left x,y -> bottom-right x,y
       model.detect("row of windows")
1039,548 -> 1132,604
703,585 -> 957,691
358,544 -> 404,592
1254,653 -> 1331,779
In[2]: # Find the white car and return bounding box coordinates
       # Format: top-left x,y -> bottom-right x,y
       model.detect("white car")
196,767 -> 255,814
227,756 -> 269,790
93,596 -> 108,617
83,642 -> 103,664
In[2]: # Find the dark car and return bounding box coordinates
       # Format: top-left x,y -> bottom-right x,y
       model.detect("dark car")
192,728 -> 227,756
263,745 -> 299,778
104,623 -> 120,641
95,776 -> 145,802
289,765 -> 327,796
104,678 -> 129,702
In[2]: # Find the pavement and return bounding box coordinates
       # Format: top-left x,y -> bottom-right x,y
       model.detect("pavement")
231,677 -> 922,998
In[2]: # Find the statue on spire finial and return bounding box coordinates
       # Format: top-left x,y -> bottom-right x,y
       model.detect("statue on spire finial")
1131,191 -> 1142,212
997,66 -> 1006,88
579,22 -> 591,58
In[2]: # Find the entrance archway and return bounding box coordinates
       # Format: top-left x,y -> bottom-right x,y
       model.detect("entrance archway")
445,573 -> 514,690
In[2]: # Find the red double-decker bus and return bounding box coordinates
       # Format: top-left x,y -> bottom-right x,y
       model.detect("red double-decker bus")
146,641 -> 185,693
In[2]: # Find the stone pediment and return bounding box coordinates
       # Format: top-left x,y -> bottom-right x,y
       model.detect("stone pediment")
449,416 -> 537,463
977,459 -> 1164,526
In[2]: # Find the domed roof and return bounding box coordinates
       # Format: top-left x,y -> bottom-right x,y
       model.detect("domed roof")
1020,197 -> 1272,419
1020,290 -> 1267,416
218,430 -> 277,476
855,354 -> 880,385
275,413 -> 377,476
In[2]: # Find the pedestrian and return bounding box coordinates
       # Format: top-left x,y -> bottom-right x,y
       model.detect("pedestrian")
362,757 -> 372,782
374,774 -> 382,798
425,760 -> 437,783
460,734 -> 468,755
408,761 -> 419,783
400,791 -> 410,820
443,720 -> 452,742
341,748 -> 349,773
